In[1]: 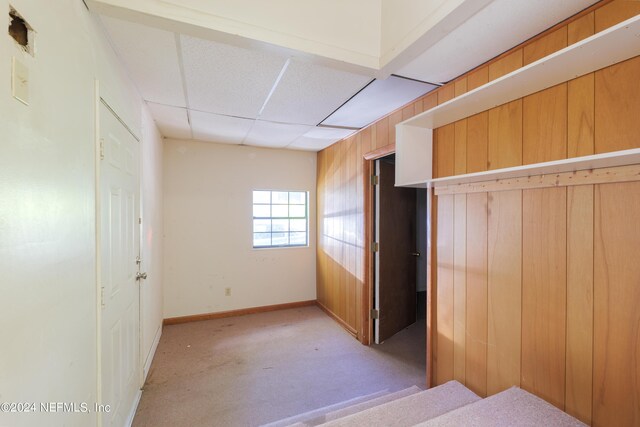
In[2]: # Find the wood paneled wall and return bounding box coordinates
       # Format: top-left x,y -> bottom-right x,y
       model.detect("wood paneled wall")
316,4 -> 640,421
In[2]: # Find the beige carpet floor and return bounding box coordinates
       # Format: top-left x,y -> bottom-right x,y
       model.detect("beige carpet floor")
133,305 -> 426,427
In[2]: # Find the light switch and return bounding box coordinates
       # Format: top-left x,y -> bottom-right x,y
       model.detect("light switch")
12,57 -> 29,105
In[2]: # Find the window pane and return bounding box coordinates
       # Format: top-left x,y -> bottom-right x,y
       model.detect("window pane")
290,204 -> 306,218
290,219 -> 307,232
253,204 -> 270,217
272,204 -> 288,217
253,191 -> 270,204
253,233 -> 271,247
290,232 -> 307,245
272,232 -> 288,246
272,191 -> 289,204
289,192 -> 306,204
253,219 -> 271,233
272,219 -> 289,232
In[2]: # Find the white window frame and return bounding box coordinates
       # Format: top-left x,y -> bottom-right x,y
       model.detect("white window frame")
252,190 -> 309,249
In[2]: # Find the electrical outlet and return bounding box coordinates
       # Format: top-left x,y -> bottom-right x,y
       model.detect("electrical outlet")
225,287 -> 231,297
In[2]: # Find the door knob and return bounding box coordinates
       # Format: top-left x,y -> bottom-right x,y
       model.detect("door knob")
411,252 -> 421,257
136,272 -> 147,281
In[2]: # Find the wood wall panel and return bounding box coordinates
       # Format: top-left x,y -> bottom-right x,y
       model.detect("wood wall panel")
435,124 -> 455,178
568,11 -> 594,44
522,187 -> 567,410
436,194 -> 455,384
595,56 -> 640,154
452,194 -> 467,384
565,185 -> 594,424
523,26 -> 567,65
488,100 -> 522,170
467,112 -> 488,173
454,120 -> 467,175
465,193 -> 488,397
593,181 -> 640,427
467,67 -> 488,91
523,84 -> 568,164
489,49 -> 523,81
568,74 -> 595,158
595,0 -> 640,32
487,190 -> 522,396
388,109 -> 403,145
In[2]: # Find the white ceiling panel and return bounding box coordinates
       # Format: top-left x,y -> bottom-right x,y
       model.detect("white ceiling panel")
321,76 -> 437,129
147,103 -> 191,139
100,16 -> 186,107
244,121 -> 312,148
396,0 -> 599,83
259,58 -> 372,125
288,127 -> 356,151
190,111 -> 254,145
180,35 -> 288,118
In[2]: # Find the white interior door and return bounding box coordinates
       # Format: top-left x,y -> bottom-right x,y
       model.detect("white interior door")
99,99 -> 141,427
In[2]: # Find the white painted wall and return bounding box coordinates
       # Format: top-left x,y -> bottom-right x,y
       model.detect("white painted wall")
0,1 -> 162,426
140,108 -> 164,379
163,140 -> 317,318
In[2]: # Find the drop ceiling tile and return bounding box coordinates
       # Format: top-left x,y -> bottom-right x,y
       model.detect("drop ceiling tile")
100,16 -> 186,107
180,35 -> 288,118
190,110 -> 254,145
259,58 -> 372,125
147,103 -> 191,140
288,127 -> 356,151
396,0 -> 599,83
321,76 -> 436,128
244,121 -> 312,149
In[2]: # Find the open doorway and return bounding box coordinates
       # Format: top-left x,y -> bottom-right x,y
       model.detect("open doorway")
372,154 -> 427,348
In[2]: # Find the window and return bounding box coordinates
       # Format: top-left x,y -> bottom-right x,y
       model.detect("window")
253,190 -> 308,248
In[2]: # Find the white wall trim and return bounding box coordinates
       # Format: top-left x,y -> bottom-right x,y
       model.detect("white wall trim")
125,389 -> 143,427
143,325 -> 163,381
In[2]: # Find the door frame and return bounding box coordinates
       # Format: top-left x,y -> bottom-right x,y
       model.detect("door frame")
94,80 -> 143,427
362,143 -> 434,388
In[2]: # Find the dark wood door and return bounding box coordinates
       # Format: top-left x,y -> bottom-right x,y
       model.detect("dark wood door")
378,159 -> 417,342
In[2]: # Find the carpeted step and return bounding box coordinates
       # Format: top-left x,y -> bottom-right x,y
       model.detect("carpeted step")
316,380 -> 480,427
260,389 -> 390,427
323,385 -> 422,422
414,386 -> 587,427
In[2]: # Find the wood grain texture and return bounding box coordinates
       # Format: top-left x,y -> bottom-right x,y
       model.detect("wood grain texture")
523,84 -> 568,164
487,190 -> 522,396
523,26 -> 567,65
568,11 -> 594,44
438,83 -> 455,105
488,100 -> 522,170
436,194 -> 455,385
565,185 -> 594,424
468,67 -> 488,91
467,112 -> 488,173
454,120 -> 467,175
568,74 -> 595,158
388,109 -> 403,146
435,124 -> 455,178
489,49 -> 523,81
418,92 -> 438,114
453,193 -> 467,384
522,187 -> 567,410
465,192 -> 488,397
595,56 -> 640,154
593,181 -> 640,426
595,0 -> 640,32
455,78 -> 467,97
375,117 -> 389,150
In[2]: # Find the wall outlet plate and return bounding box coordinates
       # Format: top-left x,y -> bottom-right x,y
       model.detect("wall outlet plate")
12,57 -> 29,105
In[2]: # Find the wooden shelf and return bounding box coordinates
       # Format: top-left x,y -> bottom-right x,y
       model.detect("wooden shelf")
430,148 -> 640,188
401,14 -> 640,130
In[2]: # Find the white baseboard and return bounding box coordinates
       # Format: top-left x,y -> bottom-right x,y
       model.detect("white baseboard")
143,325 -> 162,381
125,389 -> 143,427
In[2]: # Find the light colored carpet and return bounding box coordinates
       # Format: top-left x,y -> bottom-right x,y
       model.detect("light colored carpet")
416,387 -> 587,427
323,385 -> 422,422
318,381 -> 481,427
133,305 -> 425,427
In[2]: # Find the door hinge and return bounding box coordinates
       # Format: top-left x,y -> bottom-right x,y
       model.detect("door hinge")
371,241 -> 379,253
139,217 -> 142,225
99,138 -> 105,160
100,286 -> 105,308
371,175 -> 379,185
370,309 -> 380,319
